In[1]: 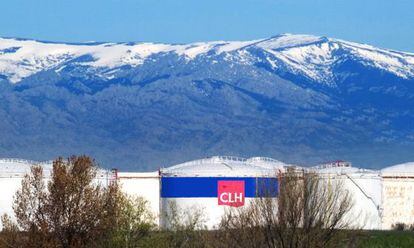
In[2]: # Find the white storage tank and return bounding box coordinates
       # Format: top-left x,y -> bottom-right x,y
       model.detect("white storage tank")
381,162 -> 414,229
117,171 -> 161,225
160,156 -> 280,229
0,158 -> 111,228
314,161 -> 382,230
0,158 -> 53,225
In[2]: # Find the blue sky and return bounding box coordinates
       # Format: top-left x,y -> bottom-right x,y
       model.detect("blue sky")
1,0 -> 413,52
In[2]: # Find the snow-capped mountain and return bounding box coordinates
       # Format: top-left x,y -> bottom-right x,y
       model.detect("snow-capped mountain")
1,34 -> 413,84
0,34 -> 413,170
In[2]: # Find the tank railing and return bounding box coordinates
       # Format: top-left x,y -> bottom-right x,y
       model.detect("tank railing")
1,169 -> 110,179
1,158 -> 109,177
0,158 -> 52,166
312,161 -> 352,170
246,157 -> 279,163
211,156 -> 247,163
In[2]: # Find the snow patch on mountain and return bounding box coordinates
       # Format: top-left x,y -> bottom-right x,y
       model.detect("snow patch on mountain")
256,34 -> 324,50
338,40 -> 414,79
257,35 -> 414,83
0,34 -> 413,84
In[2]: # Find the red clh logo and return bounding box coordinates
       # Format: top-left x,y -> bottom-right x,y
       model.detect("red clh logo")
218,180 -> 245,207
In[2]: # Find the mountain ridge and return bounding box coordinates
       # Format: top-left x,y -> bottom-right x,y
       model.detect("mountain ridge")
1,34 -> 413,84
0,34 -> 413,170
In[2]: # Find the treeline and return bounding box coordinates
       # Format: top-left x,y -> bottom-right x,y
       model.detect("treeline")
1,156 -> 360,248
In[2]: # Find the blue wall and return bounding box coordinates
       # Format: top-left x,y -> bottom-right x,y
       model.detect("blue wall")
161,177 -> 278,198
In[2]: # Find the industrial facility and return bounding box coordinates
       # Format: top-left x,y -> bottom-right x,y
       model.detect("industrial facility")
1,157 -> 414,230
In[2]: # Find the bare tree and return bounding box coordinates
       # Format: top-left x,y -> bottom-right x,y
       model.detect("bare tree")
217,169 -> 356,248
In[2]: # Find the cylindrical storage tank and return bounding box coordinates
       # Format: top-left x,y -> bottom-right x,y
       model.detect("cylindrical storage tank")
381,162 -> 414,229
0,159 -> 53,228
117,171 -> 161,225
315,162 -> 382,230
0,158 -> 111,228
160,156 -> 279,229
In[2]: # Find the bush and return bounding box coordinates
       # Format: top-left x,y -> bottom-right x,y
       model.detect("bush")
152,201 -> 208,248
392,223 -> 407,231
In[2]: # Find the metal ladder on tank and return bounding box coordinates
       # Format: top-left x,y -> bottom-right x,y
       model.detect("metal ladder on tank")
342,173 -> 383,220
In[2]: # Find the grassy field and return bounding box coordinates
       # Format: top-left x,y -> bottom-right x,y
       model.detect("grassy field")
2,230 -> 414,247
357,231 -> 414,247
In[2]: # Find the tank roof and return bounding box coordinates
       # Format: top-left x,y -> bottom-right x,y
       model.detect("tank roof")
0,158 -> 109,178
315,166 -> 378,175
381,162 -> 414,175
161,156 -> 284,177
246,157 -> 290,170
0,158 -> 53,177
311,161 -> 379,175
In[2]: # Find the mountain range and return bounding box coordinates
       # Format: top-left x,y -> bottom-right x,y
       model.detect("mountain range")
0,34 -> 413,170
